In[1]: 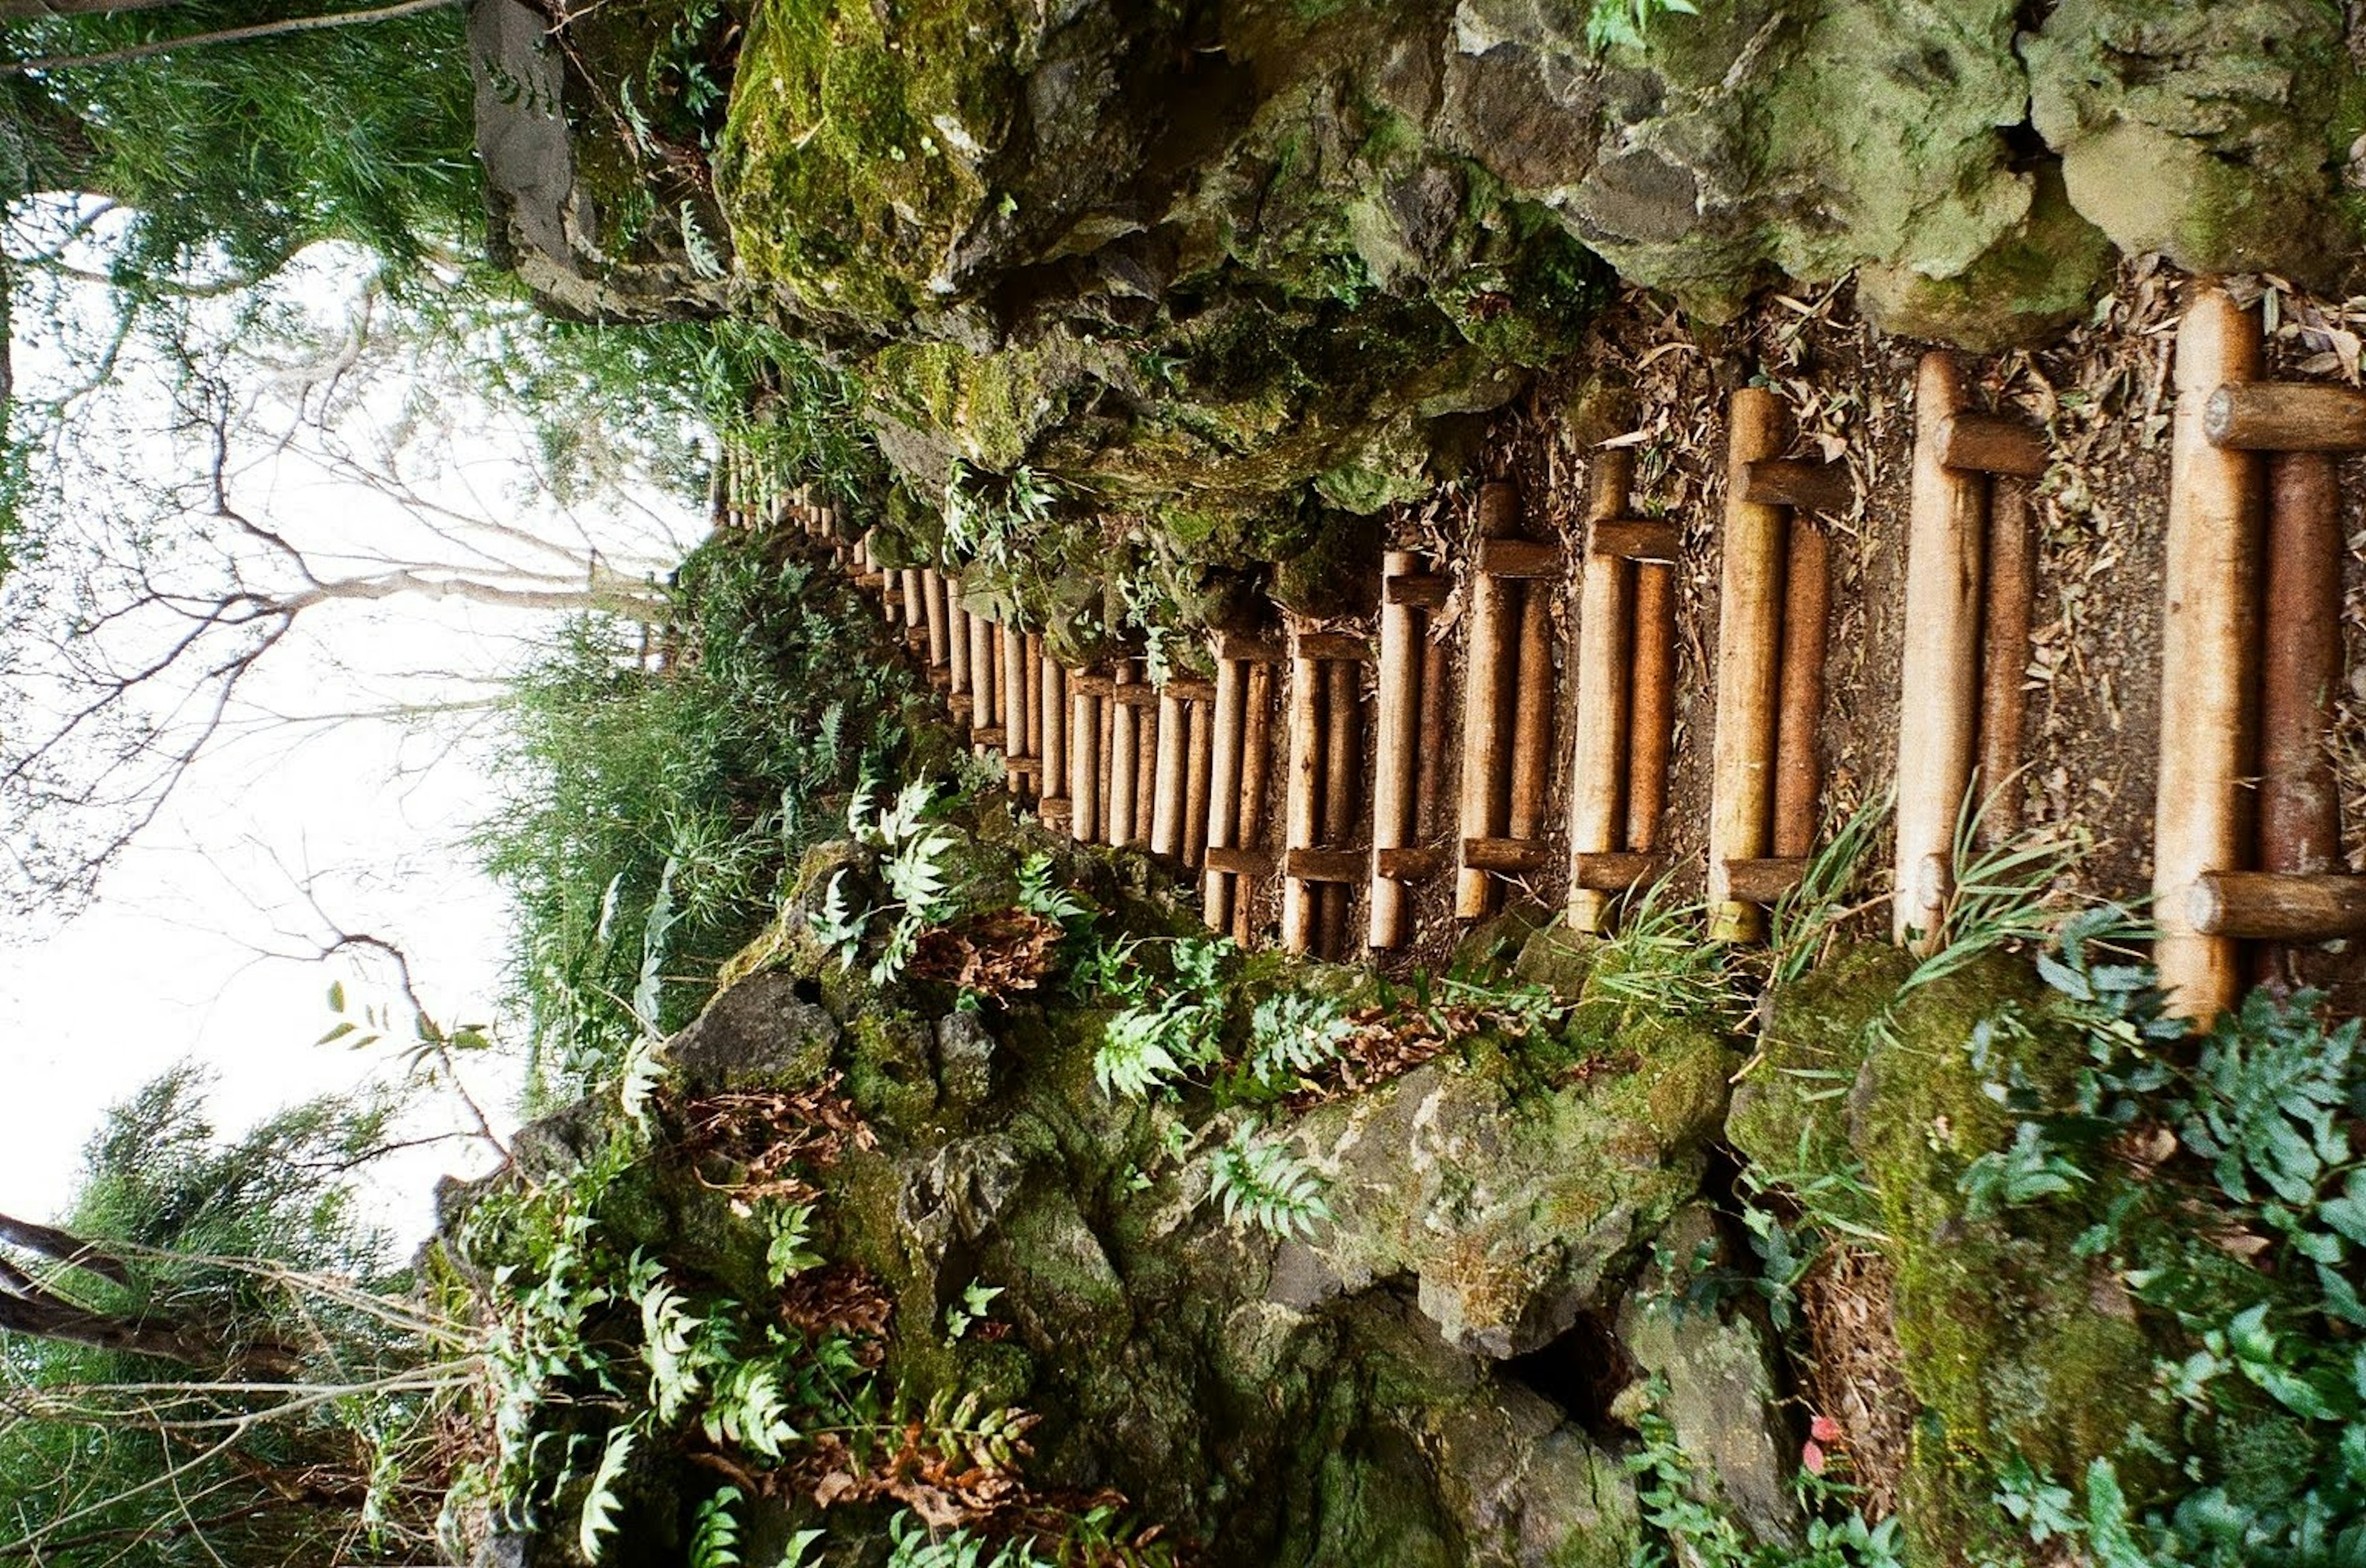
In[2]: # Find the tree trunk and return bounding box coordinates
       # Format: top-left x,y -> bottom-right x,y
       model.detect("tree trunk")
0,1208 -> 132,1285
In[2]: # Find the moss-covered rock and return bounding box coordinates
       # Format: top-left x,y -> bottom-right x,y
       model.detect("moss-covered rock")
1729,944 -> 2179,1565
2027,0 -> 2366,287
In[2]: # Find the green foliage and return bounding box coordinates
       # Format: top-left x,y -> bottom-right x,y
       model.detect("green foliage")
578,1424 -> 637,1562
1590,881 -> 1750,1025
481,533 -> 917,1098
1246,989 -> 1354,1092
943,460 -> 1063,573
1087,936 -> 1232,1102
1628,1381 -> 1903,1568
888,1513 -> 1054,1568
810,774 -> 961,985
690,1484 -> 746,1568
1586,0 -> 1700,55
0,1069 -> 458,1566
943,1278 -> 1005,1344
2,1 -> 479,282
1206,1120 -> 1332,1241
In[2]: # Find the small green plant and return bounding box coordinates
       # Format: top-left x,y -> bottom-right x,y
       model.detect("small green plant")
887,1513 -> 1054,1568
1206,1121 -> 1332,1241
1628,1380 -> 1903,1567
943,1279 -> 1006,1344
810,775 -> 961,985
1088,935 -> 1233,1101
1246,990 -> 1355,1092
1586,0 -> 1698,54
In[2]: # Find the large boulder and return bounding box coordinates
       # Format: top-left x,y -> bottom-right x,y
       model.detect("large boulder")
2027,0 -> 2365,287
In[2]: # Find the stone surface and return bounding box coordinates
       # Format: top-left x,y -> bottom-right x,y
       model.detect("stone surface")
1280,1033 -> 1730,1357
1614,1206 -> 1801,1545
664,969 -> 840,1094
2027,0 -> 2364,286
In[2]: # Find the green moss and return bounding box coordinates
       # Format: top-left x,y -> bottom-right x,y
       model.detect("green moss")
715,0 -> 1024,317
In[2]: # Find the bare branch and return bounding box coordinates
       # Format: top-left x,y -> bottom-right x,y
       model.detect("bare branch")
1,0 -> 463,77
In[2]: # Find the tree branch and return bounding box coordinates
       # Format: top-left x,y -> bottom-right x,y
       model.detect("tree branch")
0,1210 -> 132,1288
1,0 -> 460,76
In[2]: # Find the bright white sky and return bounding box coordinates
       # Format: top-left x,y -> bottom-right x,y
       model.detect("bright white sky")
1,226 -> 710,1241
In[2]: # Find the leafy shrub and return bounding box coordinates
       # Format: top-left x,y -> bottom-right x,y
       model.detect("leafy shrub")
480,532 -> 917,1099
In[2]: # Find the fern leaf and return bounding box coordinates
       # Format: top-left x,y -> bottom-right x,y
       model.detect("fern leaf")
578,1425 -> 635,1563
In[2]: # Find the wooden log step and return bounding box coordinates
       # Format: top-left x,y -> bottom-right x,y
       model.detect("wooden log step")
2155,286 -> 2264,1024
1384,572 -> 1451,608
971,727 -> 1006,748
1740,457 -> 1853,514
1894,352 -> 1985,946
1284,847 -> 1366,884
1203,845 -> 1275,877
1293,631 -> 1373,663
2186,872 -> 2366,941
1937,411 -> 2049,477
1977,477 -> 2036,843
1723,856 -> 1808,905
1461,837 -> 1550,874
948,694 -> 975,723
1038,797 -> 1073,828
1376,846 -> 1444,881
2260,452 -> 2343,877
1214,631 -> 1286,663
1709,387 -> 1787,943
1569,449 -> 1633,936
2205,381 -> 2366,452
1110,684 -> 1162,709
1372,547 -> 1429,949
1474,537 -> 1564,579
1073,674 -> 1115,697
1571,851 -> 1671,894
1163,676 -> 1218,702
856,572 -> 886,590
1006,757 -> 1042,776
1588,518 -> 1681,564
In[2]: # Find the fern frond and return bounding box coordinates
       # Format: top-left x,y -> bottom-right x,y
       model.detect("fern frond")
1208,1121 -> 1332,1241
689,1485 -> 743,1568
578,1424 -> 636,1563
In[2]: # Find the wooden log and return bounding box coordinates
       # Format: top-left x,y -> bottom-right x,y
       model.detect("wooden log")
1461,837 -> 1550,874
1376,846 -> 1444,880
1771,519 -> 1830,860
1001,622 -> 1028,791
1724,856 -> 1808,905
1038,797 -> 1073,831
2186,871 -> 2366,940
1741,457 -> 1853,515
1203,657 -> 1246,931
1569,450 -> 1634,935
1625,559 -> 1675,858
1282,645 -> 1325,953
1709,388 -> 1789,940
1977,477 -> 2036,845
1214,631 -> 1287,664
2205,381 -> 2366,452
1937,410 -> 2050,477
1205,845 -> 1276,877
1893,352 -> 1988,946
1372,550 -> 1426,949
855,571 -> 886,592
1320,656 -> 1359,957
1287,847 -> 1366,884
2155,286 -> 2264,1024
1386,572 -> 1451,609
1165,676 -> 1218,702
1294,631 -> 1373,664
970,728 -> 1006,750
1571,851 -> 1672,895
1024,635 -> 1046,765
1476,537 -> 1563,579
1134,696 -> 1158,846
1073,674 -> 1115,697
1416,637 -> 1449,839
901,567 -> 924,631
2258,452 -> 2343,877
1152,689 -> 1188,858
1070,677 -> 1101,844
1041,652 -> 1067,811
946,591 -> 971,696
1236,659 -> 1275,946
1108,661 -> 1139,848
973,614 -> 1001,747
1457,481 -> 1521,917
1184,696 -> 1211,871
1507,580 -> 1556,843
1110,684 -> 1161,710
1589,519 -> 1682,564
